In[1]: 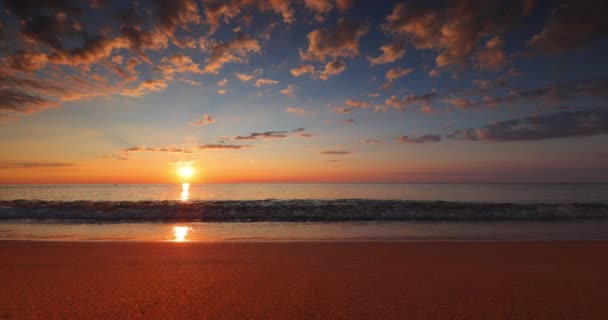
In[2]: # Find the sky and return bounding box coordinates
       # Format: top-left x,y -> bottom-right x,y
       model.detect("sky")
1,0 -> 608,183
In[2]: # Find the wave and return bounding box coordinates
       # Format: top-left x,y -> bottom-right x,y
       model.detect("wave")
1,199 -> 607,222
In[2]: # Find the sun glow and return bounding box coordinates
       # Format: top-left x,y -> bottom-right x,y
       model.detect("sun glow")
172,226 -> 192,242
178,166 -> 194,180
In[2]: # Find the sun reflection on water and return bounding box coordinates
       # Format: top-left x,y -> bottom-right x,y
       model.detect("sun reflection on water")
172,226 -> 192,242
180,183 -> 190,201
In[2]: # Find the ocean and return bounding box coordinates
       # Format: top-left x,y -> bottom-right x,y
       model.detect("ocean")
1,183 -> 608,241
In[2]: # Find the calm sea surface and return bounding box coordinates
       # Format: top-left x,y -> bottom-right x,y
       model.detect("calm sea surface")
1,183 -> 608,202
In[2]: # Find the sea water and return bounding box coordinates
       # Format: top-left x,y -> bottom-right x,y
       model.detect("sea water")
1,183 -> 608,241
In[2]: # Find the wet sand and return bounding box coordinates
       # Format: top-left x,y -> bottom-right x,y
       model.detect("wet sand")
1,241 -> 607,319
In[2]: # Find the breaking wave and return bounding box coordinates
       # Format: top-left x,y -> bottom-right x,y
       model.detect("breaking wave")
1,199 -> 608,222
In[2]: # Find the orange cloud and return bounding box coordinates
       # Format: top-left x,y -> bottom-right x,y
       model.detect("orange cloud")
368,42 -> 405,65
345,99 -> 370,109
280,84 -> 297,97
475,36 -> 506,71
383,1 -> 527,69
191,114 -> 216,126
320,59 -> 346,80
290,64 -> 316,77
254,78 -> 279,87
121,79 -> 168,97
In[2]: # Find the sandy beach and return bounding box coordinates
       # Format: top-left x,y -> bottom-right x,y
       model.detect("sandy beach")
1,241 -> 607,319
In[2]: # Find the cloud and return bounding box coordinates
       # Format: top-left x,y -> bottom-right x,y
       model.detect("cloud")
153,0 -> 202,37
382,67 -> 413,88
235,69 -> 262,82
234,130 -> 289,140
304,0 -> 333,20
320,150 -> 352,155
48,36 -> 131,67
420,105 -> 440,114
448,109 -> 608,142
121,79 -> 168,97
285,107 -> 308,116
7,51 -> 49,72
335,0 -> 353,12
191,114 -> 215,126
280,84 -> 297,97
123,146 -> 193,153
319,59 -> 346,80
0,88 -> 57,114
0,162 -> 76,169
385,92 -> 438,111
235,73 -> 254,82
345,99 -> 370,109
203,35 -> 261,74
198,144 -> 250,150
528,0 -> 608,54
217,89 -> 226,94
217,78 -> 228,86
291,64 -> 316,77
179,78 -> 201,86
156,54 -> 203,79
340,118 -> 354,124
442,98 -> 473,110
382,1 -> 529,69
480,78 -> 608,107
475,36 -> 506,71
394,134 -> 441,144
289,61 -> 345,80
361,139 -> 384,144
368,42 -> 406,65
299,19 -> 368,62
254,78 -> 279,87
333,107 -> 352,114
203,0 -> 294,35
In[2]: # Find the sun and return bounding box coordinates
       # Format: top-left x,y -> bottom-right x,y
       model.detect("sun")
178,166 -> 194,180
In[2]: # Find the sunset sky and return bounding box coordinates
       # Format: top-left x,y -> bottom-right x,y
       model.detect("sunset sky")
1,0 -> 608,183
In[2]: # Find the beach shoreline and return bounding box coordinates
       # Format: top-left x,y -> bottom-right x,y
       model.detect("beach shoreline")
1,241 -> 608,319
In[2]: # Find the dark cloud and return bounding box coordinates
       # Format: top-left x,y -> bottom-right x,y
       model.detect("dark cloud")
4,0 -> 83,51
481,78 -> 608,107
198,144 -> 250,150
0,88 -> 56,114
153,0 -> 202,37
300,19 -> 368,62
394,134 -> 441,144
234,130 -> 289,140
0,162 -> 75,169
361,139 -> 384,144
448,109 -> 608,142
123,146 -> 193,153
320,150 -> 352,155
528,0 -> 608,54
